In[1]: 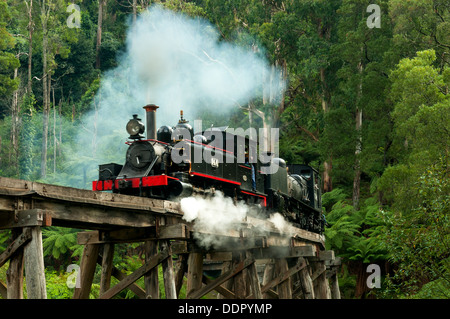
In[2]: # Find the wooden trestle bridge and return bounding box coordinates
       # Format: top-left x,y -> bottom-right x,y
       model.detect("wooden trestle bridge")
0,177 -> 340,299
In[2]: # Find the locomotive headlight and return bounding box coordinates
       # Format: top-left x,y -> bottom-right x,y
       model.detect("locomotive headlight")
126,115 -> 145,138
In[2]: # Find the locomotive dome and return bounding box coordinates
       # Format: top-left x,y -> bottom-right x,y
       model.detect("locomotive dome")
157,125 -> 173,143
174,110 -> 193,139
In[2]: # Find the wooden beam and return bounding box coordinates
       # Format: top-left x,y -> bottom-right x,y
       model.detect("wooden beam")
174,254 -> 188,297
38,201 -> 157,229
102,224 -> 188,241
0,176 -> 180,216
159,240 -> 177,299
262,261 -> 275,299
188,258 -> 254,299
99,248 -> 169,299
311,261 -> 329,299
74,244 -> 100,299
100,243 -> 115,294
250,245 -> 317,259
77,224 -> 188,245
0,209 -> 51,230
319,250 -> 335,261
245,216 -> 325,247
6,230 -> 24,299
329,271 -> 341,299
246,251 -> 262,299
261,259 -> 306,295
297,258 -> 314,299
23,227 -> 47,299
186,252 -> 203,298
110,267 -> 146,299
144,240 -> 159,299
273,259 -> 292,299
0,228 -> 31,268
219,261 -> 234,299
232,253 -> 247,299
311,262 -> 327,282
326,256 -> 342,267
95,254 -> 146,298
202,275 -> 235,299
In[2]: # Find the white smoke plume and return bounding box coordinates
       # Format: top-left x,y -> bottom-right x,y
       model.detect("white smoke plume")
180,191 -> 296,249
180,191 -> 248,249
268,212 -> 296,237
72,5 -> 285,187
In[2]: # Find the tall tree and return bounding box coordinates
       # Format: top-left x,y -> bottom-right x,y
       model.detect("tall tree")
39,0 -> 50,178
38,0 -> 78,178
378,49 -> 449,296
96,0 -> 106,69
330,0 -> 394,208
25,0 -> 33,94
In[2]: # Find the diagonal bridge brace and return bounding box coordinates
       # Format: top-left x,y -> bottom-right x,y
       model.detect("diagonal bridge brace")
187,258 -> 255,299
99,248 -> 170,299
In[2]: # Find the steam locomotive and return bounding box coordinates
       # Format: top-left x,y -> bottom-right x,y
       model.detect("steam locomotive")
92,104 -> 325,234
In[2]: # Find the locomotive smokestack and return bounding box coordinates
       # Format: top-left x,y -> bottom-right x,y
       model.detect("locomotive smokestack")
143,104 -> 159,140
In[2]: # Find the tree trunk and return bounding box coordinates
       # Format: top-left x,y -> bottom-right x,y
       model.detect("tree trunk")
132,0 -> 137,24
318,22 -> 333,193
354,261 -> 372,299
320,68 -> 329,113
11,66 -> 19,173
40,7 -> 48,178
271,58 -> 287,128
254,55 -> 286,155
323,157 -> 333,193
352,46 -> 364,210
26,0 -> 33,94
53,87 -> 56,174
96,0 -> 105,69
353,107 -> 362,210
59,98 -> 62,157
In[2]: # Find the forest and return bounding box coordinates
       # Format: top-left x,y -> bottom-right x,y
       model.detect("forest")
0,0 -> 449,299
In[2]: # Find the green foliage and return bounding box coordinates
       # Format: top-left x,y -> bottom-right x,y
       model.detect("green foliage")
0,0 -> 19,98
19,94 -> 38,180
324,190 -> 389,264
379,161 -> 450,298
42,227 -> 80,263
0,229 -> 10,251
45,271 -> 73,299
321,188 -> 348,212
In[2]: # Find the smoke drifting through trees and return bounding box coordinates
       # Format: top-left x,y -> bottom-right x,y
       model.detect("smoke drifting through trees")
73,5 -> 285,187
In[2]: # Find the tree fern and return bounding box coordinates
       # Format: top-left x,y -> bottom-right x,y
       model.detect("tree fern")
42,227 -> 79,261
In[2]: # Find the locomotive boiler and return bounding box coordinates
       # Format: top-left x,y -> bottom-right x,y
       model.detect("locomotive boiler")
92,104 -> 325,234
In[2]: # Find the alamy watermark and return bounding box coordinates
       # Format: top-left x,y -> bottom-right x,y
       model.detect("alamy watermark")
366,264 -> 381,289
66,4 -> 81,29
367,4 -> 381,29
66,264 -> 80,288
170,120 -> 280,174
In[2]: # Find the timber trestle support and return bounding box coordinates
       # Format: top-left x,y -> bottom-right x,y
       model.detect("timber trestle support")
0,177 -> 341,299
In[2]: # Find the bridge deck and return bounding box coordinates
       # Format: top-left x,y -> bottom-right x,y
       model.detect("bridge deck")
0,176 -> 339,300
0,176 -> 325,247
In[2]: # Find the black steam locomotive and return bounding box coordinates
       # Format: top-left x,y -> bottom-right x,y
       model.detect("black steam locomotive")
93,105 -> 324,234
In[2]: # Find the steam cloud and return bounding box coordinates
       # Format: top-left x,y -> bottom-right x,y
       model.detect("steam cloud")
268,212 -> 295,237
180,191 -> 295,249
73,5 -> 285,186
70,5 -> 292,247
181,191 -> 248,249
